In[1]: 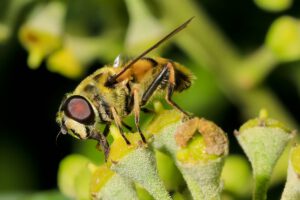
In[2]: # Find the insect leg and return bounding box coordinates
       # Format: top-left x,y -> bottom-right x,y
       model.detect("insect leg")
98,133 -> 110,161
121,121 -> 133,132
165,62 -> 190,116
111,107 -> 131,145
141,62 -> 189,116
103,123 -> 111,137
141,108 -> 155,114
141,65 -> 169,106
90,129 -> 110,161
133,88 -> 147,143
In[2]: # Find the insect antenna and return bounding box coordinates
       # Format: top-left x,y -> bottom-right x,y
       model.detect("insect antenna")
106,16 -> 195,86
55,130 -> 63,146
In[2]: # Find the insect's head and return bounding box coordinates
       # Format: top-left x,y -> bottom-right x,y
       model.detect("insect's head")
56,94 -> 99,140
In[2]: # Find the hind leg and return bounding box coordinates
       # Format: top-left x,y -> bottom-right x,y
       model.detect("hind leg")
165,62 -> 190,116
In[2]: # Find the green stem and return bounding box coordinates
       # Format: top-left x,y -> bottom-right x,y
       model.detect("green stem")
253,174 -> 269,200
179,173 -> 204,200
233,47 -> 278,89
178,160 -> 223,200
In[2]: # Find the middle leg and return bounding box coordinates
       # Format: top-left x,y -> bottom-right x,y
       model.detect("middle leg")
111,107 -> 131,145
133,88 -> 147,143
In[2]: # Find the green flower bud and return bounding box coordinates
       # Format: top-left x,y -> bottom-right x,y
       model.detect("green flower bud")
235,109 -> 294,200
57,154 -> 91,199
74,166 -> 92,200
254,0 -> 292,12
90,165 -> 138,200
147,109 -> 228,200
266,16 -> 300,62
281,144 -> 300,200
111,148 -> 172,200
221,155 -> 252,197
175,118 -> 228,200
106,125 -> 171,200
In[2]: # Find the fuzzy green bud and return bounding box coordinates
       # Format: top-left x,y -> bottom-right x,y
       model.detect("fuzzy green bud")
266,16 -> 300,62
281,144 -> 300,200
254,0 -> 292,12
235,109 -> 294,200
221,155 -> 252,197
90,165 -> 138,200
111,148 -> 172,200
57,154 -> 92,199
147,109 -> 228,200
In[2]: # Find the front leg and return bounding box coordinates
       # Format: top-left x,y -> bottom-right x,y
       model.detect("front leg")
133,88 -> 147,143
89,127 -> 110,161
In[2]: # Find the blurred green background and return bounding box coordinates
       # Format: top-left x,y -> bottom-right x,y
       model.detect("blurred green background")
0,0 -> 299,199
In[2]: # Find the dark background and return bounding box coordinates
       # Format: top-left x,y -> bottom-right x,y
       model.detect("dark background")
0,0 -> 299,199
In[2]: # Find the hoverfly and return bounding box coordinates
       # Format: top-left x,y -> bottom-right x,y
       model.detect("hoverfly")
56,17 -> 194,160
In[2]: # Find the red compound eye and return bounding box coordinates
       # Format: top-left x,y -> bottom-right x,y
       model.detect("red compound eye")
63,95 -> 95,124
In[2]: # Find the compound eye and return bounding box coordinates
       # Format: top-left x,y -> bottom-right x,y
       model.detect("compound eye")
63,96 -> 95,125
